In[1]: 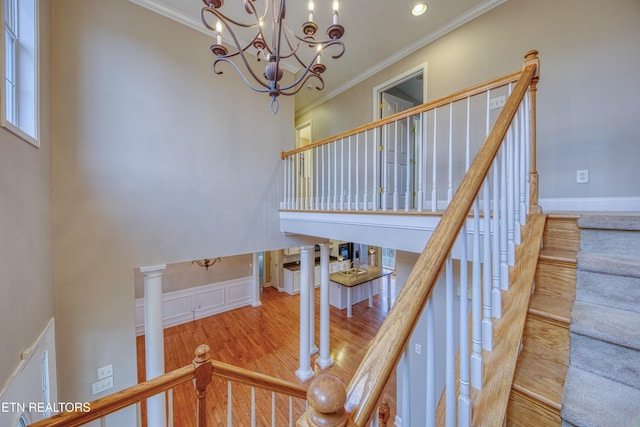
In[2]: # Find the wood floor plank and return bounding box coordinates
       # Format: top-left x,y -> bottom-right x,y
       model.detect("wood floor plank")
137,286 -> 396,426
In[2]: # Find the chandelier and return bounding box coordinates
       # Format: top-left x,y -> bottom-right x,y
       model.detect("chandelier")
200,0 -> 345,114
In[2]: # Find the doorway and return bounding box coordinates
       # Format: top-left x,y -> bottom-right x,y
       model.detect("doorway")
295,121 -> 313,209
374,64 -> 427,210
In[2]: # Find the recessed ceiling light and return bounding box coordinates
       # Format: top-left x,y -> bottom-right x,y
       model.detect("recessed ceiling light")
411,2 -> 428,17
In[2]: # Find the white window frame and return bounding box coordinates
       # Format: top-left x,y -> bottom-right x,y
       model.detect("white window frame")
1,0 -> 39,147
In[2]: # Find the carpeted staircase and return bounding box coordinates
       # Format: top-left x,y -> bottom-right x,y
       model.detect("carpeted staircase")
561,213 -> 640,426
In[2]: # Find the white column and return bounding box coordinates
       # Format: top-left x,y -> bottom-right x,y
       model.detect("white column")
252,253 -> 261,307
309,247 -> 318,355
141,264 -> 167,427
317,243 -> 334,369
296,246 -> 314,381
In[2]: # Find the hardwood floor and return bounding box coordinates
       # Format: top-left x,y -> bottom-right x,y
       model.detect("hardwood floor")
137,285 -> 396,426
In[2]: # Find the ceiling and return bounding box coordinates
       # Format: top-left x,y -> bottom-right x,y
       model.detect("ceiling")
130,0 -> 505,114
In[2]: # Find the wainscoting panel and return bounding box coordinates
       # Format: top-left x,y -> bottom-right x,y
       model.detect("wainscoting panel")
135,276 -> 254,336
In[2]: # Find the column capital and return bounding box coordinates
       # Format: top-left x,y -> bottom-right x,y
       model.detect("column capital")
140,264 -> 167,278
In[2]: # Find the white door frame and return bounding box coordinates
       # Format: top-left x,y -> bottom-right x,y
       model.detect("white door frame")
372,62 -> 428,121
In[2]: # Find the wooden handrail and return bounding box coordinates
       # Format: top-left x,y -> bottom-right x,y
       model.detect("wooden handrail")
29,345 -> 307,427
327,50 -> 539,426
281,70 -> 522,160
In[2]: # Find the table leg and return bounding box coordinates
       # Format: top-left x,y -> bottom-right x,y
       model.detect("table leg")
368,281 -> 373,308
347,287 -> 352,318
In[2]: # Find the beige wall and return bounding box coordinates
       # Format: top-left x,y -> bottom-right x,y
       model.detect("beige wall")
51,0 -> 301,413
297,0 -> 640,202
0,0 -> 54,391
134,254 -> 253,298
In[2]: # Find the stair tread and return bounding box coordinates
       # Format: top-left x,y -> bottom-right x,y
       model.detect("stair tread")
528,293 -> 572,326
578,213 -> 640,231
577,251 -> 640,278
512,349 -> 566,411
561,366 -> 640,426
571,301 -> 640,351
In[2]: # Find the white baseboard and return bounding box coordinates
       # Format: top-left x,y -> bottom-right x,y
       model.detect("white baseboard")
540,196 -> 640,212
135,276 -> 253,336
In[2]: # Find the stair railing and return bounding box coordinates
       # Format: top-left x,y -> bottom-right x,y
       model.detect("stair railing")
296,50 -> 540,427
281,53 -> 539,217
27,345 -> 308,427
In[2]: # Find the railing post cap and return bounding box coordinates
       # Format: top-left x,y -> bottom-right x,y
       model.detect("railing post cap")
306,373 -> 348,426
194,344 -> 211,363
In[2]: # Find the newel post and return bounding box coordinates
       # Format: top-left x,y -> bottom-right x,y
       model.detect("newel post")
193,345 -> 213,427
297,373 -> 351,427
524,49 -> 541,214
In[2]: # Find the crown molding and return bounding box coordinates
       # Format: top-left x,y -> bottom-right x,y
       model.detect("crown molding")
295,0 -> 507,117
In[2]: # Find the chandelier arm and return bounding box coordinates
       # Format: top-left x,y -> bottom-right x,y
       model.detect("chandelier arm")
202,6 -> 261,30
279,72 -> 325,96
212,57 -> 270,92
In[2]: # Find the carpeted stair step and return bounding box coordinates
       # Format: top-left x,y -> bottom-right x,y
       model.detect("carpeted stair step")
561,366 -> 640,427
578,214 -> 640,257
570,301 -> 640,351
568,332 -> 640,389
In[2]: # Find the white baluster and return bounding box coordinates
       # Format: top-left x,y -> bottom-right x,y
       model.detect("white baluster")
289,396 -> 293,427
524,94 -> 531,215
405,117 -> 412,211
348,136 -> 352,210
228,381 -> 233,427
417,112 -> 425,212
393,121 -> 399,211
519,101 -> 528,223
448,103 -> 453,203
251,386 -> 256,427
333,141 -> 338,210
492,157 -> 502,317
431,108 -> 438,212
459,225 -> 471,426
401,347 -> 411,426
315,146 -> 320,210
507,123 -> 516,265
448,253 -> 460,427
372,127 -> 378,211
364,130 -> 368,211
472,199 -> 483,391
382,124 -> 388,211
355,133 -> 360,210
340,138 -> 345,210
168,388 -> 174,427
283,155 -> 287,209
513,104 -> 522,243
426,297 -> 436,427
321,144 -> 326,210
271,392 -> 276,427
500,143 -> 509,290
482,177 -> 493,350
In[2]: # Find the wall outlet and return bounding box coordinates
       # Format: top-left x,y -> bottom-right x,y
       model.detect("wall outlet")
97,364 -> 113,380
91,376 -> 113,395
577,169 -> 589,184
489,95 -> 506,110
415,343 -> 422,355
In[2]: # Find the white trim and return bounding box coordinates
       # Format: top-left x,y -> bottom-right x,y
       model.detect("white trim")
135,276 -> 253,335
540,196 -> 640,213
372,62 -> 428,120
296,0 -> 507,116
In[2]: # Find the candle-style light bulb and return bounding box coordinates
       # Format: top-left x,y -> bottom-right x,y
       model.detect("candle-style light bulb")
308,0 -> 314,22
215,20 -> 222,45
332,0 -> 339,25
317,45 -> 322,64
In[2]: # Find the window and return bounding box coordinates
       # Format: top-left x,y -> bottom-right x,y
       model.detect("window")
2,0 -> 38,146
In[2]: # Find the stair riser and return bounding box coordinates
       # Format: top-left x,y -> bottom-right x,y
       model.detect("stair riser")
523,316 -> 569,365
576,269 -> 640,313
534,260 -> 576,301
569,333 -> 640,390
544,217 -> 580,252
507,390 -> 561,426
580,229 -> 640,257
